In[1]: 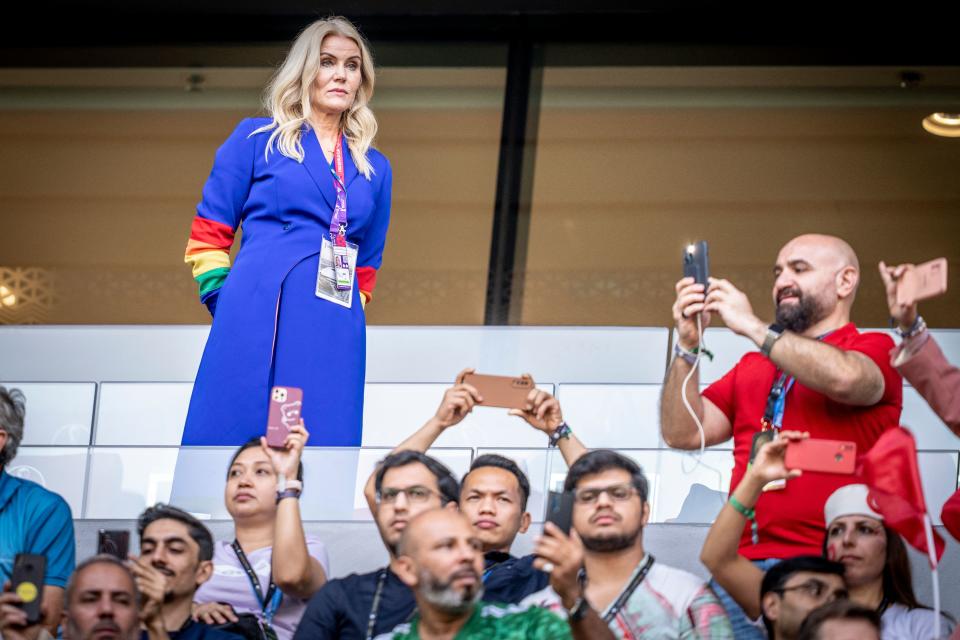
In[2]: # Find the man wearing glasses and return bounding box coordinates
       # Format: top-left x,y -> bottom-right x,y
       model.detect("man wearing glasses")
293,450 -> 460,640
757,558 -> 848,640
525,450 -> 734,638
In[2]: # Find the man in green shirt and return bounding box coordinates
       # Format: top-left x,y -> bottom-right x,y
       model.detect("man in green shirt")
375,509 -> 613,640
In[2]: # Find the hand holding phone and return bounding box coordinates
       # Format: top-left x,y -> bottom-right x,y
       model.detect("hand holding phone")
455,372 -> 534,410
11,554 -> 45,625
266,386 -> 304,449
896,258 -> 948,307
785,438 -> 856,475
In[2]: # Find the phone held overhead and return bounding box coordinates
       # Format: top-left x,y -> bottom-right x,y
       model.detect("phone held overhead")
266,386 -> 304,448
455,372 -> 534,410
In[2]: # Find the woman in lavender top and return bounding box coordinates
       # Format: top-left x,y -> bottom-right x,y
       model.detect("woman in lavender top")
193,422 -> 330,640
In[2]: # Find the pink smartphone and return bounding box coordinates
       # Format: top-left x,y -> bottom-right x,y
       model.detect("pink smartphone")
785,438 -> 856,475
266,386 -> 303,448
897,258 -> 948,306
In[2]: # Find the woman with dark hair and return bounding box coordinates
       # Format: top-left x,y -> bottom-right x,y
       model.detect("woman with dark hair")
192,422 -> 329,640
822,483 -> 952,638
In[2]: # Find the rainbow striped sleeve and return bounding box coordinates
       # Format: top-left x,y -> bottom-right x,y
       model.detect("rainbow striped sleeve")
184,215 -> 236,303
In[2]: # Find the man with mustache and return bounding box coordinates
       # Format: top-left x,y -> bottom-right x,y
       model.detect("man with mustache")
524,450 -> 733,638
660,234 -> 902,638
375,510 -> 612,639
131,504 -> 240,640
62,555 -> 141,640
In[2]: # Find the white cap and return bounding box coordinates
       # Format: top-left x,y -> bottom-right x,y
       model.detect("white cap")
824,484 -> 883,526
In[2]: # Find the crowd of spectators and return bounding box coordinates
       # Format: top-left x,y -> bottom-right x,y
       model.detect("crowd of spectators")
1,233 -> 960,639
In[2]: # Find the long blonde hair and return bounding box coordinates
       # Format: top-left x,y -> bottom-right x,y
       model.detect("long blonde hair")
254,16 -> 378,178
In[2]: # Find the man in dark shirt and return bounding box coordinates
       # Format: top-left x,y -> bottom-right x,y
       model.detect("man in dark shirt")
131,504 -> 241,640
293,451 -> 460,640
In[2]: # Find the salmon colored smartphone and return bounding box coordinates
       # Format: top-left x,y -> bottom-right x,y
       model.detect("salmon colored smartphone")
456,372 -> 535,409
266,386 -> 303,448
785,438 -> 857,475
897,258 -> 948,306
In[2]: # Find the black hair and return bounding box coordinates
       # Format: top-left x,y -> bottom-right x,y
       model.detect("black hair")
562,449 -> 648,502
137,503 -> 215,562
796,600 -> 880,640
227,437 -> 304,483
374,450 -> 459,505
65,555 -> 139,608
760,555 -> 846,638
462,454 -> 530,511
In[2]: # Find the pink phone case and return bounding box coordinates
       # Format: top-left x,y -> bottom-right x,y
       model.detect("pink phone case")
266,386 -> 303,448
897,258 -> 948,306
785,438 -> 856,475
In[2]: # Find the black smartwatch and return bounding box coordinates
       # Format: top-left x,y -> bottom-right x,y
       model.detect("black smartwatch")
760,323 -> 785,358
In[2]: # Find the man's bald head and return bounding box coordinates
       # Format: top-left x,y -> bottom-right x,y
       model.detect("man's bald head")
780,234 -> 860,274
397,509 -> 471,558
773,234 -> 861,334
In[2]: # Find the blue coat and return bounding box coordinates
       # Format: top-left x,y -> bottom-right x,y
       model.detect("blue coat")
182,118 -> 392,446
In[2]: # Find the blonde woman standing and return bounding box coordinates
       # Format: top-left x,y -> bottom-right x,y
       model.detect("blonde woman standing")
182,16 -> 391,446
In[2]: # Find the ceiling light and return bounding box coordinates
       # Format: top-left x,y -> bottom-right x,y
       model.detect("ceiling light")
922,112 -> 960,138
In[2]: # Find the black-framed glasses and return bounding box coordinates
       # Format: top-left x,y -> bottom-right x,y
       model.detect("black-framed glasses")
377,485 -> 437,505
774,580 -> 848,602
573,483 -> 638,504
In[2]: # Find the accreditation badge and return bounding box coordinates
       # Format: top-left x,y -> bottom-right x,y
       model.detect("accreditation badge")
316,236 -> 358,308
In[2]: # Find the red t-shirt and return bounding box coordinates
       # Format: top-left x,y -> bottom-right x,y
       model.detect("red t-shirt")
702,323 -> 903,559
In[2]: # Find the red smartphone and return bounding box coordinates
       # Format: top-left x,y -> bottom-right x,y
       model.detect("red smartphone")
897,258 -> 948,306
266,386 -> 303,448
456,372 -> 534,409
785,438 -> 857,475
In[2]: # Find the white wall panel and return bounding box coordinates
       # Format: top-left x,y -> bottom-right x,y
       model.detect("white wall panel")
8,447 -> 89,516
903,388 -> 960,450
362,384 -> 555,448
85,447 -> 179,518
96,383 -> 191,445
919,451 -> 959,526
2,382 -> 95,445
557,384 -> 663,448
366,327 -> 669,384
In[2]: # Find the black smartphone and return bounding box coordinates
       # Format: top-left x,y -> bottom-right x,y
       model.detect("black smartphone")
544,490 -> 574,536
97,530 -> 130,559
749,430 -> 776,465
683,241 -> 710,288
12,554 -> 46,625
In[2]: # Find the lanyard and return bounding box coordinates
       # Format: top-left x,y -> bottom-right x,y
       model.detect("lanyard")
579,554 -> 655,624
328,134 -> 348,246
231,540 -> 282,625
482,552 -> 511,583
761,372 -> 795,432
366,569 -> 388,640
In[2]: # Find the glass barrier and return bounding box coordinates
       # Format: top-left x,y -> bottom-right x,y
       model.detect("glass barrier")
363,383 -> 555,449
95,383 -> 192,445
556,384 -> 664,449
9,446 -> 89,516
4,382 -> 95,445
87,447 -> 475,521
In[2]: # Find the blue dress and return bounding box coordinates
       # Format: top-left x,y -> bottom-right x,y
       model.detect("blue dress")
182,118 -> 392,446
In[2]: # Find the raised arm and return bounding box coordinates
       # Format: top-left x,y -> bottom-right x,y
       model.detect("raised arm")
263,423 -> 328,599
362,371 -> 482,513
700,431 -> 806,620
509,381 -> 587,467
705,278 -> 884,406
659,277 -> 733,450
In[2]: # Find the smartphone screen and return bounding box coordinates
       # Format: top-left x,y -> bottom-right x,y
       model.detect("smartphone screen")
12,554 -> 46,624
544,490 -> 574,535
97,530 -> 130,559
266,386 -> 304,448
683,241 -> 710,287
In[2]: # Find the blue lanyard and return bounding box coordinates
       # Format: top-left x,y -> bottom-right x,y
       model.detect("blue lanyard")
771,374 -> 795,430
231,541 -> 282,624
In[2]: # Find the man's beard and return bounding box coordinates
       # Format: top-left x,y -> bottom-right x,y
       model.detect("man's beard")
774,288 -> 825,334
580,526 -> 641,553
418,568 -> 483,615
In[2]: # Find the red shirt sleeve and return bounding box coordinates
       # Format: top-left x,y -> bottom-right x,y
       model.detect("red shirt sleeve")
703,364 -> 737,422
847,331 -> 903,407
